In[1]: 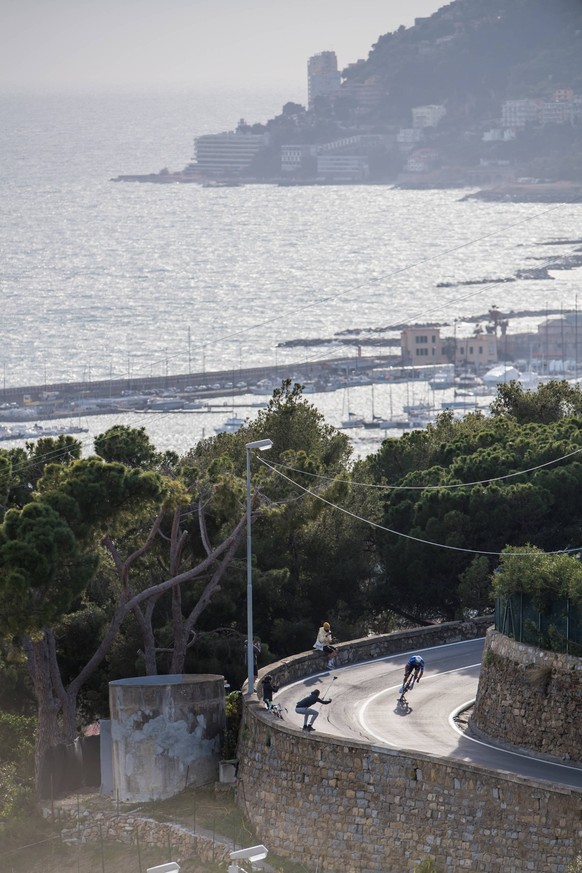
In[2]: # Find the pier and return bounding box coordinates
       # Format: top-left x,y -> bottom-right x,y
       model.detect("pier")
0,354 -> 402,423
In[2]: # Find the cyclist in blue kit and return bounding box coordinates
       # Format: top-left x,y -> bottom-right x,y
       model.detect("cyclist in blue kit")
399,655 -> 425,697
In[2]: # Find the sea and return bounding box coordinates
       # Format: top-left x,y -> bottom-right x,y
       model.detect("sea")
1,89 -> 582,459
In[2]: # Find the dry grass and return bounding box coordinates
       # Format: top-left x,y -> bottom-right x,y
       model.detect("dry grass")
2,785 -> 311,873
5,838 -> 218,873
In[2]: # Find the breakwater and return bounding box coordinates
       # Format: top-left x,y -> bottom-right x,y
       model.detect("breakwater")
0,353 -> 403,422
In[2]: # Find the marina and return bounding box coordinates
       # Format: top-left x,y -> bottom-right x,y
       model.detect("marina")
0,355 -> 568,452
0,423 -> 88,442
3,92 -> 582,461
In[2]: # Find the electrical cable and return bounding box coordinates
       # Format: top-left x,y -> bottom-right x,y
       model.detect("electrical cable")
261,443 -> 582,490
259,456 -> 582,558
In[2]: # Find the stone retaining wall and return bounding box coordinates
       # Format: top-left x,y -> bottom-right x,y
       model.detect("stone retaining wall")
42,620 -> 581,871
258,617 -> 491,692
44,805 -> 231,867
471,628 -> 582,761
237,619 -> 581,873
238,703 -> 581,873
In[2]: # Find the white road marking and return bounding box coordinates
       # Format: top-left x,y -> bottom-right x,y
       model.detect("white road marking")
359,663 -> 482,746
448,700 -> 582,774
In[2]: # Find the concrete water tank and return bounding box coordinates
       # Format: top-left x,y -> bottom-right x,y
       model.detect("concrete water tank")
99,719 -> 113,795
109,674 -> 225,802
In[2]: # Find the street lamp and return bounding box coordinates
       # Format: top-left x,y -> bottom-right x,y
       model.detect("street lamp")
245,438 -> 273,695
229,845 -> 268,872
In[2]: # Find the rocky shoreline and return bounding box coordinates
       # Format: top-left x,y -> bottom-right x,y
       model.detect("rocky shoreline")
112,169 -> 582,204
462,181 -> 582,203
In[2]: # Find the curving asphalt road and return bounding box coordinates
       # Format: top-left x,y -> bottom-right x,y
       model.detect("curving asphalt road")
273,639 -> 582,791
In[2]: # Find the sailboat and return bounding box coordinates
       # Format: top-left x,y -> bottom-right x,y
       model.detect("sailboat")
214,414 -> 246,434
215,373 -> 246,434
377,383 -> 410,429
362,384 -> 382,429
340,382 -> 365,428
341,411 -> 366,429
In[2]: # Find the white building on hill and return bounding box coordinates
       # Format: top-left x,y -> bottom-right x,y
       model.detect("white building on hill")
308,51 -> 341,109
412,104 -> 446,129
193,132 -> 269,176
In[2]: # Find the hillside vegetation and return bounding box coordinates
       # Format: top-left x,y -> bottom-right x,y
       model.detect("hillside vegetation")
350,0 -> 582,124
246,0 -> 582,182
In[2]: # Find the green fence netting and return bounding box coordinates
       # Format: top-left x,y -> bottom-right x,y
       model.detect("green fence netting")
495,594 -> 582,655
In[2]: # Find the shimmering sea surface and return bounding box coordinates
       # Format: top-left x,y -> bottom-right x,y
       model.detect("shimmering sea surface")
1,89 -> 581,458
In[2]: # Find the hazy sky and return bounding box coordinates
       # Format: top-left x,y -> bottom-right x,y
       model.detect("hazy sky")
1,0 -> 446,94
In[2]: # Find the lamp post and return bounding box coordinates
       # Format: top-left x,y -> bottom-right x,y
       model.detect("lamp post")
245,438 -> 273,694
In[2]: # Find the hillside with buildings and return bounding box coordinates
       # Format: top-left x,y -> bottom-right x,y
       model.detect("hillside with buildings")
173,0 -> 582,189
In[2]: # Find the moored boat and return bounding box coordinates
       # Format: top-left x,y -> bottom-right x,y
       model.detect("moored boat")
147,398 -> 184,411
341,412 -> 366,429
378,415 -> 411,430
0,422 -> 88,441
428,367 -> 455,390
215,415 -> 246,434
454,372 -> 483,390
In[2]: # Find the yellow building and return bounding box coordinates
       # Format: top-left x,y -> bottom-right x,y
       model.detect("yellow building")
400,327 -> 447,364
400,327 -> 497,368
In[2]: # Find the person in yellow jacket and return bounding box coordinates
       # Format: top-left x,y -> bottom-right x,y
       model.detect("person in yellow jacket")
313,621 -> 337,669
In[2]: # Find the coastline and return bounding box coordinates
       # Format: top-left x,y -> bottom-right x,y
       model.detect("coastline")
111,169 -> 582,203
462,181 -> 582,203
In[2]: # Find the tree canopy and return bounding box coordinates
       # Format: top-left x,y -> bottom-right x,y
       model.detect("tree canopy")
2,377 -> 582,792
493,545 -> 582,611
362,401 -> 582,622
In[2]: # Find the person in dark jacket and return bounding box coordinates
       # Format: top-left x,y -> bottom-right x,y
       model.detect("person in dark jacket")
295,688 -> 332,731
261,674 -> 279,710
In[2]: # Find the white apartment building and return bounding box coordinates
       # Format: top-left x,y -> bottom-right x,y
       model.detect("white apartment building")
539,101 -> 575,125
281,144 -> 319,173
412,104 -> 446,129
193,132 -> 269,175
501,99 -> 543,127
307,51 -> 341,109
317,154 -> 369,181
397,128 -> 424,145
405,148 -> 439,172
281,135 -> 385,175
501,94 -> 582,128
482,129 -> 516,142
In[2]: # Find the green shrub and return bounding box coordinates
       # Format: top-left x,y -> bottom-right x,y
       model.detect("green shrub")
0,713 -> 35,770
222,691 -> 243,759
0,712 -> 36,820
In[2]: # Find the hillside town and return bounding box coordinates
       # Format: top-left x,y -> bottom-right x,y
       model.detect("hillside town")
184,50 -> 582,186
115,44 -> 582,192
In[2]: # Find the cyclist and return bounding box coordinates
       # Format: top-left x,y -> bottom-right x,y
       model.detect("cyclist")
400,655 -> 425,696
